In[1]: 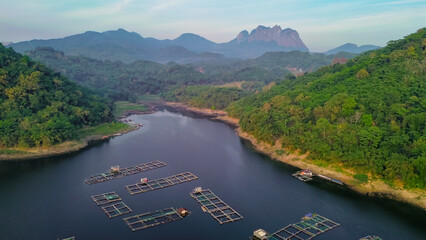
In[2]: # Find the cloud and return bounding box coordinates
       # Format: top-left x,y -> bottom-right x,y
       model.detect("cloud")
372,0 -> 426,6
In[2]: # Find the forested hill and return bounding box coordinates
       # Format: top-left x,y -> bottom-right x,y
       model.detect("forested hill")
27,47 -> 357,102
0,44 -> 112,147
227,29 -> 426,188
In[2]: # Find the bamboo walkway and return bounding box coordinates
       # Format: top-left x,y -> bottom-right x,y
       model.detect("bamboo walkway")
190,188 -> 243,224
123,207 -> 185,231
84,160 -> 166,185
126,172 -> 198,195
91,192 -> 121,206
102,202 -> 132,219
266,213 -> 340,240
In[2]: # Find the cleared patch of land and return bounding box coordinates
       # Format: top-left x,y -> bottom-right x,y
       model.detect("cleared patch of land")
215,81 -> 244,89
138,94 -> 163,102
113,101 -> 147,118
76,122 -> 133,139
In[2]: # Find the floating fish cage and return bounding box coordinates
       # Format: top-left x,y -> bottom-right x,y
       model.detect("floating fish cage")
84,160 -> 166,185
101,202 -> 132,219
359,235 -> 383,240
123,207 -> 188,231
91,192 -> 122,206
190,187 -> 243,225
126,172 -> 198,195
252,213 -> 340,240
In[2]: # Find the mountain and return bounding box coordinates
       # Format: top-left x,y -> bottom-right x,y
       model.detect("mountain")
253,51 -> 356,72
238,25 -> 308,50
25,46 -> 210,100
324,43 -> 380,55
25,46 -> 350,101
10,25 -> 309,62
9,29 -> 226,64
0,44 -> 112,147
227,28 -> 426,189
166,33 -> 217,53
218,25 -> 309,58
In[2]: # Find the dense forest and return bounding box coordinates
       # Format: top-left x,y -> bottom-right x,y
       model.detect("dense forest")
0,44 -> 112,147
26,47 -> 208,101
164,85 -> 248,110
26,47 -> 354,102
227,29 -> 426,188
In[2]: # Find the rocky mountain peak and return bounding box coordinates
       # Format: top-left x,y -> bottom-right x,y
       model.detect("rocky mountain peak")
237,30 -> 249,43
237,25 -> 309,51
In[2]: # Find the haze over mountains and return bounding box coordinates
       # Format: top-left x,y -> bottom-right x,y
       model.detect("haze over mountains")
9,25 -> 377,64
324,43 -> 380,55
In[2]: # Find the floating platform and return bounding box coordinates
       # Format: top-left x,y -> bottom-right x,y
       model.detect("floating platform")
84,160 -> 167,185
91,192 -> 122,206
316,174 -> 344,185
253,213 -> 339,240
360,235 -> 383,240
190,187 -> 243,225
292,171 -> 313,182
126,172 -> 198,195
123,207 -> 187,231
102,202 -> 132,219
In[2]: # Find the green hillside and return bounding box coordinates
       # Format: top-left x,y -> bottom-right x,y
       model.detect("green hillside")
0,44 -> 113,147
227,29 -> 426,188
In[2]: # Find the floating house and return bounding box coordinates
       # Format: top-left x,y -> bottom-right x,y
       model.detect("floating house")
177,207 -> 189,217
110,165 -> 120,174
252,229 -> 268,240
300,169 -> 313,177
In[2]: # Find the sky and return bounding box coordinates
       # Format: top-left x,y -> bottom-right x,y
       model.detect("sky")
1,0 -> 425,52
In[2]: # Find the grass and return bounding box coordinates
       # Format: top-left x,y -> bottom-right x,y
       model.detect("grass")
76,122 -> 133,139
215,81 -> 244,89
353,173 -> 369,183
0,149 -> 28,155
138,94 -> 162,102
312,159 -> 329,168
275,149 -> 285,156
113,101 -> 147,117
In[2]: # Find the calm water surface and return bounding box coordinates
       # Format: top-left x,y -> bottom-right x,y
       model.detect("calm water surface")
0,110 -> 425,240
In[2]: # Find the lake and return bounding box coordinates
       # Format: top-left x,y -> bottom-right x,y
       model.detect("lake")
0,109 -> 425,240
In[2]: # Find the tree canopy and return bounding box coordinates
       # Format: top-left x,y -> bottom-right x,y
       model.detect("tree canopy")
227,28 -> 426,188
0,44 -> 113,147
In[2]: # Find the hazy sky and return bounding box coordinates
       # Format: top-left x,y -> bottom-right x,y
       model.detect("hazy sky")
1,0 -> 425,52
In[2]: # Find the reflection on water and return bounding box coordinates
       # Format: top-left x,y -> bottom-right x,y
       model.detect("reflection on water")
0,110 -> 425,240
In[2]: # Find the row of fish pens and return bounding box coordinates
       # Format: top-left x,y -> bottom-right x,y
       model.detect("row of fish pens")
86,161 -> 243,232
251,213 -> 340,240
84,160 -> 166,185
91,192 -> 132,219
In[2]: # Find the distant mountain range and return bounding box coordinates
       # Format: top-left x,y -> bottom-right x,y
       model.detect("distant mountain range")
9,26 -> 310,63
324,43 -> 380,55
8,26 -> 378,64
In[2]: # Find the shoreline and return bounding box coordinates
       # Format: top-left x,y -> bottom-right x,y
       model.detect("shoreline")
163,102 -> 426,210
0,122 -> 140,162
